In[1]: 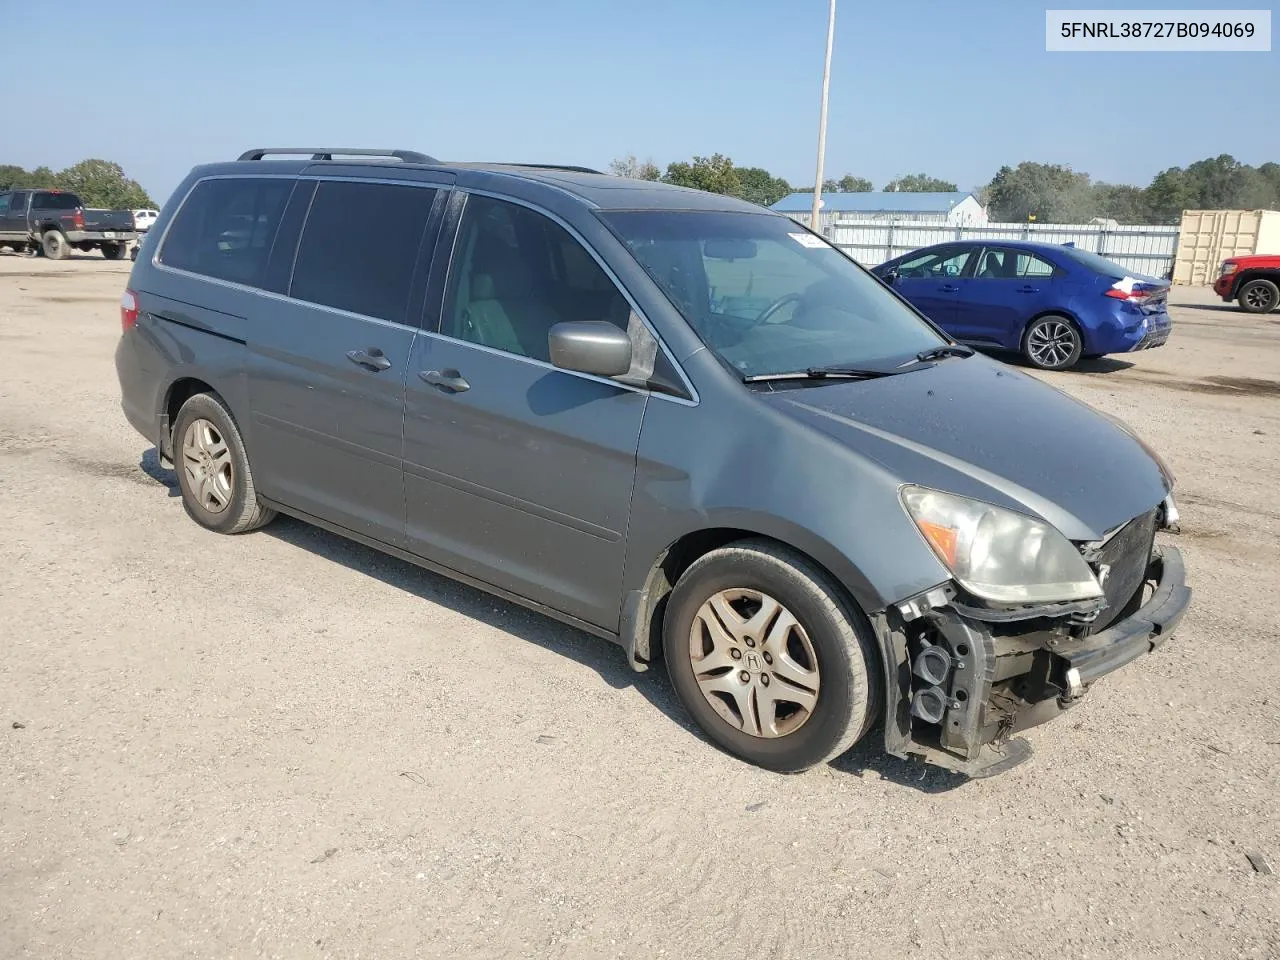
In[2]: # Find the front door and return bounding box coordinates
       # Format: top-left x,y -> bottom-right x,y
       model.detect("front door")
892,244 -> 975,334
953,246 -> 1059,347
0,190 -> 30,242
401,192 -> 646,629
246,177 -> 449,544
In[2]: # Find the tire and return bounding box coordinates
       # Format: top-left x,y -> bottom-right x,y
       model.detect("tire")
1022,314 -> 1083,370
171,393 -> 276,534
1237,278 -> 1279,314
41,230 -> 69,260
663,538 -> 880,773
130,244 -> 138,262
102,241 -> 126,260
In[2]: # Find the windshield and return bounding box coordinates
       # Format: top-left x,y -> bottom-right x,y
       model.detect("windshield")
601,211 -> 945,379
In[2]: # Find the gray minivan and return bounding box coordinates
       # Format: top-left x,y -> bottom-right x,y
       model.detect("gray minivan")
115,148 -> 1190,776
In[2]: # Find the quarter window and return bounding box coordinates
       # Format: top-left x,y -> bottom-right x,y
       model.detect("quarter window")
290,180 -> 437,324
159,178 -> 292,286
443,195 -> 630,362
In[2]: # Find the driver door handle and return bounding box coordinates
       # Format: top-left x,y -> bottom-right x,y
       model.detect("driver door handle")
939,284 -> 960,293
419,369 -> 470,393
346,348 -> 391,372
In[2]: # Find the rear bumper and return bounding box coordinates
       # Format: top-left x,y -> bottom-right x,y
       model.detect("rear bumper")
66,230 -> 138,243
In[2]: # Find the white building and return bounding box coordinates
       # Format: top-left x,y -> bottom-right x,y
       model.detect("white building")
771,191 -> 988,232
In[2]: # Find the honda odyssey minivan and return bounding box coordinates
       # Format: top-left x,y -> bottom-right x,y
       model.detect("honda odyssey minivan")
115,148 -> 1190,776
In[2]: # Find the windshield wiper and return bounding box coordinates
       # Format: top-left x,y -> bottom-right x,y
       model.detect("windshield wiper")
744,365 -> 897,383
910,344 -> 975,364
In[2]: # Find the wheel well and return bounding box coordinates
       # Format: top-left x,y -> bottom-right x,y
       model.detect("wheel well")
1021,310 -> 1085,352
625,527 -> 867,668
1236,270 -> 1280,291
161,377 -> 218,458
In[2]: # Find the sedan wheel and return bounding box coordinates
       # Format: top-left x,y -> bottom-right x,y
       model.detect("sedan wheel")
1023,316 -> 1082,370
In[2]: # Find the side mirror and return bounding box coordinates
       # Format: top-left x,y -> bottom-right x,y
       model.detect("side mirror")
881,267 -> 899,287
548,321 -> 633,378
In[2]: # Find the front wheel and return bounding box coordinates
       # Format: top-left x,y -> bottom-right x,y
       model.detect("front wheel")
172,393 -> 277,534
1238,278 -> 1279,314
1022,315 -> 1082,370
663,539 -> 880,773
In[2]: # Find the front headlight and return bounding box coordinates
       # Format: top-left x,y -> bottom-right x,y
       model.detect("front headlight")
901,486 -> 1102,605
1221,261 -> 1238,275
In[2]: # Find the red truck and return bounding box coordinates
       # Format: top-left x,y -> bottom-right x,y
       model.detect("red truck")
1214,254 -> 1280,314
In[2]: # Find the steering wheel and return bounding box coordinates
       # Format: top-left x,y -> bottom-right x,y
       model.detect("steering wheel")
756,292 -> 804,325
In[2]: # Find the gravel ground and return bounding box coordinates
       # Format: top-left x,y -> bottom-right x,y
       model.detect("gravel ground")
1,254 -> 1277,960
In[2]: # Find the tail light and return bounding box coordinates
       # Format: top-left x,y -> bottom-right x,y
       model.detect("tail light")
1104,278 -> 1160,303
120,289 -> 139,331
72,209 -> 85,230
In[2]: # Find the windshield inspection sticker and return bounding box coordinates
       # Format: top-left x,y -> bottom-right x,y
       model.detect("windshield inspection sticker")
788,232 -> 827,249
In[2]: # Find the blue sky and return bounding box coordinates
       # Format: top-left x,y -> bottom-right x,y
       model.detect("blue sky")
6,0 -> 1277,204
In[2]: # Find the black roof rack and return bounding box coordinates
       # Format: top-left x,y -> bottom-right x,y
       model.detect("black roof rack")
499,163 -> 605,175
237,147 -> 438,163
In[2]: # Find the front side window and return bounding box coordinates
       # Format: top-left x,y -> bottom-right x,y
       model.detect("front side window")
0,194 -> 9,216
290,180 -> 437,323
443,194 -> 630,362
159,178 -> 292,286
898,246 -> 973,279
602,211 -> 945,379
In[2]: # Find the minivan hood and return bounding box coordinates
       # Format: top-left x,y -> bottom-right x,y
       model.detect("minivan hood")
758,355 -> 1170,541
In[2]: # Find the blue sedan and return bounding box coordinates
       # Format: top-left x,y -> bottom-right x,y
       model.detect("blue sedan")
871,240 -> 1172,370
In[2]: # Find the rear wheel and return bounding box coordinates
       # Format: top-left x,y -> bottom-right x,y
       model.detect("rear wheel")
1022,315 -> 1082,370
102,241 -> 127,260
1238,278 -> 1279,314
172,393 -> 276,535
41,230 -> 69,260
663,539 -> 879,773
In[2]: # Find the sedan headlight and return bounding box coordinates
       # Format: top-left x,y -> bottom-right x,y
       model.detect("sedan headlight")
901,486 -> 1102,605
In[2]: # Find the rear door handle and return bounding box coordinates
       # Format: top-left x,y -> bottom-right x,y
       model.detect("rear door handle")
419,368 -> 470,393
346,348 -> 391,372
939,285 -> 960,293
1017,285 -> 1040,293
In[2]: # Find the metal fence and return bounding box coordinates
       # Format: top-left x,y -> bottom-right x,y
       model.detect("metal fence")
788,216 -> 1180,278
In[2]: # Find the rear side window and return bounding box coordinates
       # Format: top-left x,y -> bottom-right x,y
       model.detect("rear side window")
289,181 -> 437,324
0,194 -> 9,215
160,178 -> 292,287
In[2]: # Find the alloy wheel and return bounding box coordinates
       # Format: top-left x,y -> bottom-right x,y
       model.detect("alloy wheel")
688,588 -> 821,738
1244,283 -> 1276,312
1027,319 -> 1078,369
181,418 -> 235,513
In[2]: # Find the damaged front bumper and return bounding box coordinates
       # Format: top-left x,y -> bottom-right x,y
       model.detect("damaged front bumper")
874,542 -> 1190,778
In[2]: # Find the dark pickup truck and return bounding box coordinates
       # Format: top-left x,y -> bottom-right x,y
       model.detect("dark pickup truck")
0,188 -> 137,260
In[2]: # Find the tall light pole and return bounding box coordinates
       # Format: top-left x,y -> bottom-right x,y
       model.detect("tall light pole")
810,0 -> 836,231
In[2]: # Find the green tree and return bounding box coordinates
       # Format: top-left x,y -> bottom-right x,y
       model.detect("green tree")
836,174 -> 872,192
608,154 -> 660,181
735,166 -> 791,206
54,159 -> 154,208
883,173 -> 958,192
0,164 -> 56,191
662,154 -> 742,196
985,162 -> 1095,222
1091,183 -> 1151,223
